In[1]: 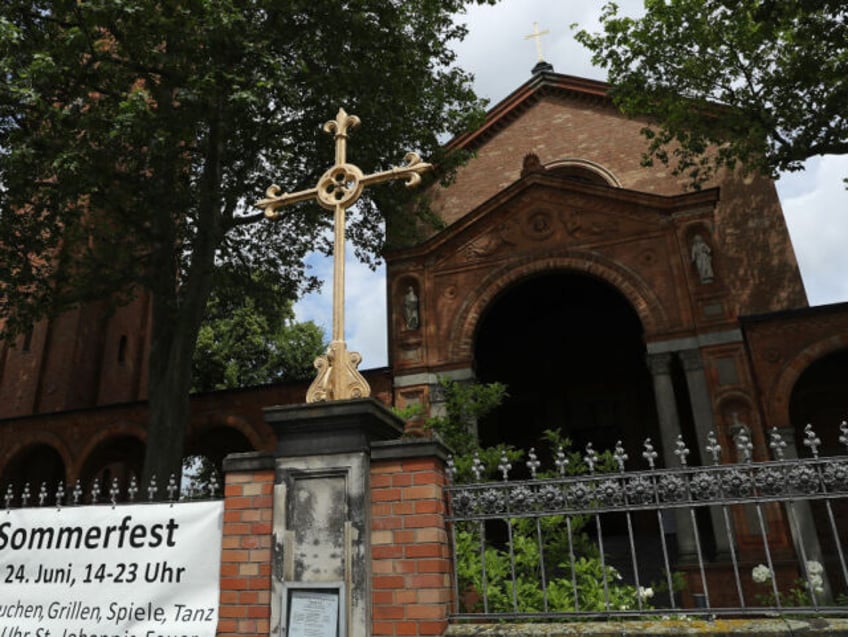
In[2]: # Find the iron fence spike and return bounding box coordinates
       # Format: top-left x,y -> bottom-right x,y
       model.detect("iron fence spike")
705,431 -> 722,465
803,424 -> 821,458
526,448 -> 540,479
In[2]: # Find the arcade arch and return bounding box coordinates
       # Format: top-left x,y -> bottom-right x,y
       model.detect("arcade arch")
1,443 -> 66,504
185,424 -> 255,483
78,434 -> 145,500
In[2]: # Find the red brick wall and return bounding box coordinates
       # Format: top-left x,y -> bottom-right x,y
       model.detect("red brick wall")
371,454 -> 452,637
419,89 -> 805,317
218,468 -> 275,637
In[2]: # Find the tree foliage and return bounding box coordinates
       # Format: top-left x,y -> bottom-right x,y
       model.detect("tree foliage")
574,1 -> 848,185
192,269 -> 325,392
0,0 -> 496,491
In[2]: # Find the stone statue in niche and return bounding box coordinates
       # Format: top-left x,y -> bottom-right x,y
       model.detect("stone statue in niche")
691,234 -> 714,283
403,286 -> 420,330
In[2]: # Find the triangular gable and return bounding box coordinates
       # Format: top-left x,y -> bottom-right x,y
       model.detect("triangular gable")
389,168 -> 719,271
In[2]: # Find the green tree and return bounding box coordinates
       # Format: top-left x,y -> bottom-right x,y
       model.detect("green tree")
574,1 -> 848,185
192,269 -> 325,391
0,0 -> 495,493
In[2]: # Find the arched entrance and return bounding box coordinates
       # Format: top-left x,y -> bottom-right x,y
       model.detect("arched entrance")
789,347 -> 848,598
474,270 -> 660,462
1,444 -> 66,505
789,348 -> 848,454
78,435 -> 145,501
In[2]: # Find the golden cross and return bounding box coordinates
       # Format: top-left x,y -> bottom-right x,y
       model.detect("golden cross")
256,108 -> 431,403
524,22 -> 550,63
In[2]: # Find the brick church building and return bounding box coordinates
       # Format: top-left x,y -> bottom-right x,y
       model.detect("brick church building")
1,65 -> 846,497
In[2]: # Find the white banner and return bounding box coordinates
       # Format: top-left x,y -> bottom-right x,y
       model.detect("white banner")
0,500 -> 223,637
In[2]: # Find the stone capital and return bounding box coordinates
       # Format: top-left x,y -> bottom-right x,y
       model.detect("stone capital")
646,352 -> 674,376
679,348 -> 704,372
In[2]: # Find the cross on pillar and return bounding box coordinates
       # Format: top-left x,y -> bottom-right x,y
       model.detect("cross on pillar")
524,22 -> 550,63
256,108 -> 432,403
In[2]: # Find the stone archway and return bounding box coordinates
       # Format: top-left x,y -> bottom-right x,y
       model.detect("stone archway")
473,270 -> 660,462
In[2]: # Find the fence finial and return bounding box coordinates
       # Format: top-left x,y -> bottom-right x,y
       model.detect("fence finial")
110,477 -> 120,507
674,435 -> 690,467
128,474 -> 139,502
498,452 -> 512,482
147,475 -> 158,501
526,448 -> 540,479
167,474 -> 178,503
803,424 -> 821,458
769,428 -> 787,460
584,442 -> 597,474
614,441 -> 628,472
555,446 -> 568,476
642,438 -> 658,469
55,482 -> 65,510
471,453 -> 484,481
706,431 -> 722,465
735,429 -> 753,463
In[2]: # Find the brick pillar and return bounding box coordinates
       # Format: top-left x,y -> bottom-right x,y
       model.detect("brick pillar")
370,439 -> 451,637
218,452 -> 275,637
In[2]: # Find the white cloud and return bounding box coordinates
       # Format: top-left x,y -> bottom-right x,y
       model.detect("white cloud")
780,155 -> 848,306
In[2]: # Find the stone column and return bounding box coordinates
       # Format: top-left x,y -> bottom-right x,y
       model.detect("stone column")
646,352 -> 698,561
679,349 -> 732,559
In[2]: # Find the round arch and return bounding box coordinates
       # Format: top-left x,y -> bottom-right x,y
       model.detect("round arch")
77,432 -> 146,499
186,416 -> 260,470
190,413 -> 269,452
767,336 -> 848,430
1,442 -> 67,504
449,252 -> 669,363
545,158 -> 622,187
1,432 -> 73,485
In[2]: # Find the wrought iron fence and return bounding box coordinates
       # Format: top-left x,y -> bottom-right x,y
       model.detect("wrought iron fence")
2,472 -> 221,509
445,424 -> 848,620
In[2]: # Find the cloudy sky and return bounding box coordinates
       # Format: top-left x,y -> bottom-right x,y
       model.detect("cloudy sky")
294,0 -> 848,370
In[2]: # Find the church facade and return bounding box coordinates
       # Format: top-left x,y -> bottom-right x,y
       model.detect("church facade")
385,69 -> 847,464
0,68 -> 846,502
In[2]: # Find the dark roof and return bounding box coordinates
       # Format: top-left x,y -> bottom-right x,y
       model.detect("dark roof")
740,301 -> 848,325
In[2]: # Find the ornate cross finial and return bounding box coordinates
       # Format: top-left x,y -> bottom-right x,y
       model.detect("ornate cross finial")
256,108 -> 432,402
524,22 -> 550,63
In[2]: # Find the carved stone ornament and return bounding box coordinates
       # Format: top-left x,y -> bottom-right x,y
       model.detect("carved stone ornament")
522,208 -> 555,240
463,222 -> 516,260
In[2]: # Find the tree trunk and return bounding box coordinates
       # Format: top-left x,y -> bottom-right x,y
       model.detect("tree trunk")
140,95 -> 224,499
